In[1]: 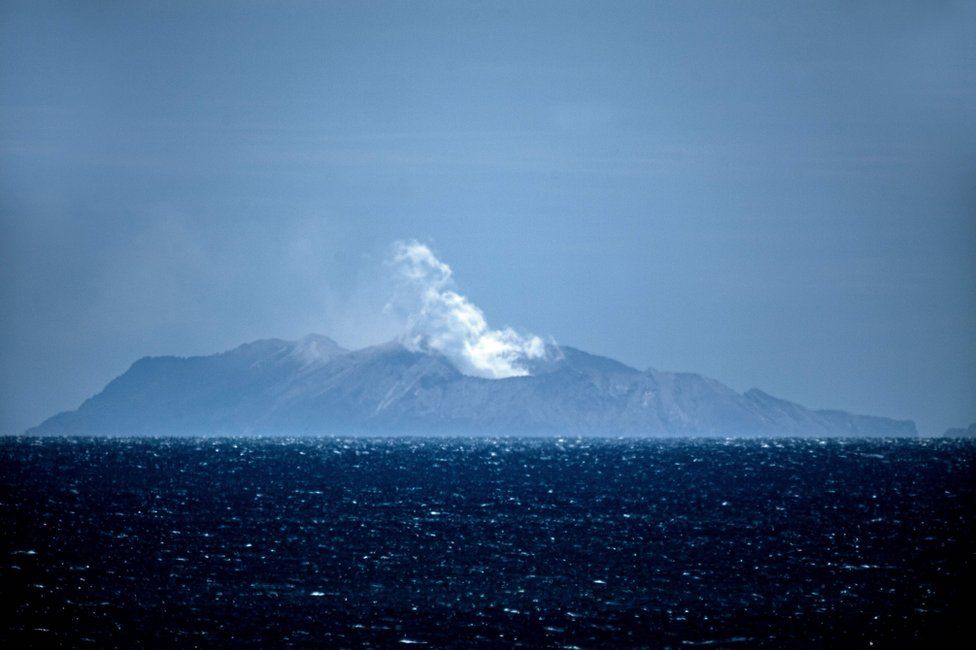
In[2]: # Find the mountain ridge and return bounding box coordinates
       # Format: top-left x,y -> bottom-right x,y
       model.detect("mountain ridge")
943,422 -> 976,438
26,334 -> 918,437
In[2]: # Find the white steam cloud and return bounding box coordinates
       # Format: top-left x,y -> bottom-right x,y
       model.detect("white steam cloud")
388,240 -> 549,379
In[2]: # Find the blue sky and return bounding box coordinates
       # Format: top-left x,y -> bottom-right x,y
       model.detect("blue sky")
1,1 -> 974,435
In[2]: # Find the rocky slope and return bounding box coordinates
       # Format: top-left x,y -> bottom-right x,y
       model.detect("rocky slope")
27,334 -> 918,437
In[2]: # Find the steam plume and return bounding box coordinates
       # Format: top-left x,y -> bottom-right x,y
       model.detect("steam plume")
388,240 -> 549,379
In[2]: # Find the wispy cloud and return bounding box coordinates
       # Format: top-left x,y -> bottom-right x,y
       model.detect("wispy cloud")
387,240 -> 549,379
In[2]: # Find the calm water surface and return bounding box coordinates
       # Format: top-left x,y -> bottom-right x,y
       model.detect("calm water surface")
2,437 -> 973,647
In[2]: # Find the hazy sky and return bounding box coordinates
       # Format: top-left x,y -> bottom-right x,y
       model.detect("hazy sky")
2,1 -> 974,435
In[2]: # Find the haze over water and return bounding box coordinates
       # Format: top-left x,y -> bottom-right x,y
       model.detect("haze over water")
2,2 -> 974,436
2,2 -> 974,646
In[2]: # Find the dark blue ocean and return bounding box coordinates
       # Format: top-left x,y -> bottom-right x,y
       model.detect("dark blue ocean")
2,437 -> 973,648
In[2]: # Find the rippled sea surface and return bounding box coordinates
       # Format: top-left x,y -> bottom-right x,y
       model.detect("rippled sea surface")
2,437 -> 974,648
